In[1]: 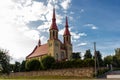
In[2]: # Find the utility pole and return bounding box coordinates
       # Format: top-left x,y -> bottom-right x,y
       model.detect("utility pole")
94,42 -> 97,77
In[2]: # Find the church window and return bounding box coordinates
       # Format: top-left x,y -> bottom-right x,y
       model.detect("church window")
53,31 -> 55,37
56,53 -> 58,60
61,52 -> 64,59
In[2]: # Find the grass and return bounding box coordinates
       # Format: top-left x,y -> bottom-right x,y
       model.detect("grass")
0,75 -> 93,79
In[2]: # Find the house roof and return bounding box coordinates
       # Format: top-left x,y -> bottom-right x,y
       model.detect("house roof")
26,43 -> 48,59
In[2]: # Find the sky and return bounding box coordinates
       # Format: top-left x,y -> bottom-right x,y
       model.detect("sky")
0,0 -> 120,63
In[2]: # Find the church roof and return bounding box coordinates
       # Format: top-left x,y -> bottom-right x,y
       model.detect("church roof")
64,16 -> 71,36
50,8 -> 58,31
26,43 -> 48,59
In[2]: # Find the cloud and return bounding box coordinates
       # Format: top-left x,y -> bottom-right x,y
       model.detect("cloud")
84,24 -> 98,30
80,9 -> 84,13
71,32 -> 87,39
77,43 -> 87,47
60,0 -> 71,10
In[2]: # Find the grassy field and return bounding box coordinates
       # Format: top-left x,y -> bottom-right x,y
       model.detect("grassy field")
0,75 -> 93,79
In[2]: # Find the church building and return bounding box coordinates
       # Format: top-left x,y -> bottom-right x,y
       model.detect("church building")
26,8 -> 72,61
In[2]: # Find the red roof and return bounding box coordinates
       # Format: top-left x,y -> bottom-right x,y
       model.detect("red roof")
50,8 -> 58,31
64,16 -> 70,35
26,43 -> 48,58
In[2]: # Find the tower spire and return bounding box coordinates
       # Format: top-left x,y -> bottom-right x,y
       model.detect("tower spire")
65,16 -> 68,28
64,16 -> 70,35
50,8 -> 58,30
38,39 -> 41,46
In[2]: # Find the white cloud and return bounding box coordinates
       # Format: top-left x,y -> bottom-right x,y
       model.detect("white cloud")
84,24 -> 98,30
60,0 -> 71,10
77,43 -> 87,47
71,32 -> 87,39
80,9 -> 84,13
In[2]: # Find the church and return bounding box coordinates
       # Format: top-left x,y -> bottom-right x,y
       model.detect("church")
26,8 -> 72,61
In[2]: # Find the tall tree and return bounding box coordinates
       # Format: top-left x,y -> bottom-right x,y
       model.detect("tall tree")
96,51 -> 103,67
0,49 -> 10,74
84,49 -> 92,60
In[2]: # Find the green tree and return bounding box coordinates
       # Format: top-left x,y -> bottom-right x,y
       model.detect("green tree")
72,52 -> 81,59
0,49 -> 10,74
41,56 -> 55,69
112,56 -> 120,67
26,59 -> 42,71
96,51 -> 103,67
84,49 -> 92,60
13,61 -> 21,72
104,55 -> 113,66
20,60 -> 26,72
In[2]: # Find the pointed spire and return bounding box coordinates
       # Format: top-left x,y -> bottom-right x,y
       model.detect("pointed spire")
38,39 -> 41,46
50,8 -> 58,31
53,8 -> 55,20
65,16 -> 68,28
64,16 -> 70,35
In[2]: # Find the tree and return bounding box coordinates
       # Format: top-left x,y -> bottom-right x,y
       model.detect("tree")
20,60 -> 26,72
0,49 -> 10,74
13,61 -> 21,72
84,49 -> 92,60
112,56 -> 120,67
41,56 -> 55,69
26,59 -> 42,71
104,55 -> 113,66
72,52 -> 81,59
96,51 -> 103,67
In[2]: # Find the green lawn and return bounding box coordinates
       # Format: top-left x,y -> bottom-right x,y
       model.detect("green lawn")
0,75 -> 93,79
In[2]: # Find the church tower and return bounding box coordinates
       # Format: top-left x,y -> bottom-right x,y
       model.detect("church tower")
49,8 -> 58,39
63,17 -> 72,60
48,8 -> 61,61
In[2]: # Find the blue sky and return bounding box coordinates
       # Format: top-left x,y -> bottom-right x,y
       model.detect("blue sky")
0,0 -> 120,63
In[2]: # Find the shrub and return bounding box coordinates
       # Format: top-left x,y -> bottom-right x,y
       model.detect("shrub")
83,58 -> 94,67
26,59 -> 42,71
41,56 -> 55,69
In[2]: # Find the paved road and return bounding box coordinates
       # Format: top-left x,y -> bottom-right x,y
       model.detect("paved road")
98,70 -> 120,79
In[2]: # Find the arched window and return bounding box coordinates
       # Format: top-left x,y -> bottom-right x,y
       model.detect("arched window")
56,53 -> 58,60
53,31 -> 55,37
61,52 -> 64,59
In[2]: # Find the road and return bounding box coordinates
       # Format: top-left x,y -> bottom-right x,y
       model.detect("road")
98,70 -> 120,79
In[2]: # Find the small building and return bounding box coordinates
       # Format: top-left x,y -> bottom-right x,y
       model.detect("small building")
26,8 -> 72,61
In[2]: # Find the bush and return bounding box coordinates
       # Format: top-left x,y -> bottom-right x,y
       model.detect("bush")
26,59 -> 42,71
97,68 -> 109,76
51,59 -> 94,69
83,58 -> 94,67
41,56 -> 55,69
